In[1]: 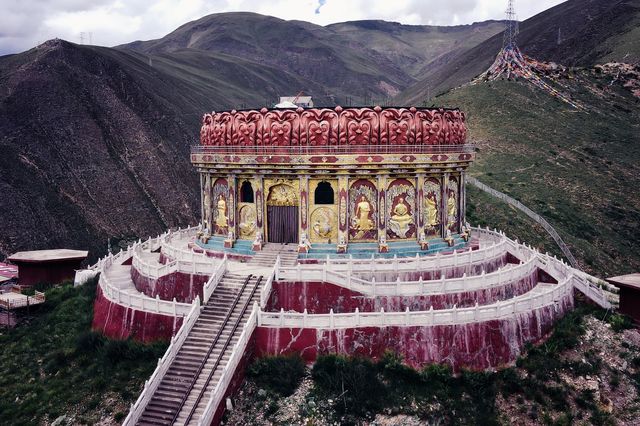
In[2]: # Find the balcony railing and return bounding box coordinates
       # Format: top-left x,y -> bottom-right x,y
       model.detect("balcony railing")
191,143 -> 476,156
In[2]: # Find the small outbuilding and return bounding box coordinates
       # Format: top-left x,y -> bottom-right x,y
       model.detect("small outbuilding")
7,249 -> 88,287
606,273 -> 640,324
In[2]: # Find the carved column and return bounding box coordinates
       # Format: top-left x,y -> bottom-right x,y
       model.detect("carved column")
377,174 -> 388,250
203,174 -> 213,235
254,175 -> 264,250
459,171 -> 466,231
416,173 -> 425,232
200,172 -> 204,228
441,172 -> 449,239
226,175 -> 237,246
300,175 -> 309,235
337,175 -> 349,252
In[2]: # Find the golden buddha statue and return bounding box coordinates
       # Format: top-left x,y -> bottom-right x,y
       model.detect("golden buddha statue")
215,194 -> 228,229
353,195 -> 374,231
389,197 -> 413,238
424,193 -> 439,227
447,191 -> 457,225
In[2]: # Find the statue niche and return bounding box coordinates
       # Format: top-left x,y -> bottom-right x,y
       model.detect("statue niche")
423,177 -> 440,237
211,178 -> 229,235
238,204 -> 257,238
387,179 -> 416,240
349,179 -> 377,241
447,177 -> 459,232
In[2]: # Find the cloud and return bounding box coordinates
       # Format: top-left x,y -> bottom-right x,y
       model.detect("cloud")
0,0 -> 566,55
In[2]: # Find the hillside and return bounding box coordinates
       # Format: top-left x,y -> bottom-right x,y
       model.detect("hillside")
398,0 -> 640,103
0,40 -> 203,260
121,12 -> 503,103
435,65 -> 640,276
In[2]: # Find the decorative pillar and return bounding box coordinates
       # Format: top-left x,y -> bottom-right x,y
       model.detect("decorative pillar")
378,174 -> 388,252
441,172 -> 449,239
299,175 -> 310,253
300,175 -> 309,233
203,174 -> 213,236
337,175 -> 349,253
253,175 -> 264,251
416,173 -> 425,229
199,172 -> 204,228
225,175 -> 237,248
459,171 -> 466,232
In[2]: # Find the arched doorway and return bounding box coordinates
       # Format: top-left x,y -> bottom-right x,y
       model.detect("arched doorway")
266,184 -> 299,244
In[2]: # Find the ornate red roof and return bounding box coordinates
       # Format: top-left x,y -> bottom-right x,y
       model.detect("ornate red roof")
200,106 -> 466,147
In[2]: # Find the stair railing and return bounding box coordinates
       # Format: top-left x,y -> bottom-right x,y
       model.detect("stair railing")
171,274 -> 253,425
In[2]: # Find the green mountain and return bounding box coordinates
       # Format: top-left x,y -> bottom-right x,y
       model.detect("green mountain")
0,1 -> 638,277
435,66 -> 640,276
397,0 -> 640,104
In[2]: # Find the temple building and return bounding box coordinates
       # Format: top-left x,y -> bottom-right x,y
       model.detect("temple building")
87,104 -> 613,426
192,106 -> 472,257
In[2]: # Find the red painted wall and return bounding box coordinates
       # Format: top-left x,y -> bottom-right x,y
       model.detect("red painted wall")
13,259 -> 85,287
130,268 -> 208,303
92,287 -> 183,342
254,294 -> 574,371
267,269 -> 539,313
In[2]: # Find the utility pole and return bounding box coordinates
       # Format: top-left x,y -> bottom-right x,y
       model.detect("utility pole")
503,0 -> 519,50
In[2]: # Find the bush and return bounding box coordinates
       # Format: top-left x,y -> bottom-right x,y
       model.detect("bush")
607,313 -> 634,332
75,331 -> 106,355
247,354 -> 306,397
312,354 -> 386,417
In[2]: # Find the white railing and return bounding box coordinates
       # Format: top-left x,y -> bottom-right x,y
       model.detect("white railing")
304,227 -> 508,274
92,230 -> 196,317
278,250 -> 536,297
258,277 -> 572,329
198,303 -> 259,426
132,243 -> 218,280
123,297 -> 201,426
203,255 -> 228,304
485,227 -> 612,309
260,256 -> 279,307
198,262 -> 278,425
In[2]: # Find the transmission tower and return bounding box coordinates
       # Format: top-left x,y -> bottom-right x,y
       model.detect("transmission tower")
502,0 -> 519,49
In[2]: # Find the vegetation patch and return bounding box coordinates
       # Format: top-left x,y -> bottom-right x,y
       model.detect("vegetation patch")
228,304 -> 640,425
0,276 -> 168,425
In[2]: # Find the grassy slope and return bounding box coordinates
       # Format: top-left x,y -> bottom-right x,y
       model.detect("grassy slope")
435,73 -> 640,276
226,306 -> 640,425
0,279 -> 167,425
398,0 -> 640,104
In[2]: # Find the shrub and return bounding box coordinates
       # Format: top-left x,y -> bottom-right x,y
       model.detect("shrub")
75,331 -> 106,355
312,354 -> 385,417
607,313 -> 634,332
247,354 -> 306,397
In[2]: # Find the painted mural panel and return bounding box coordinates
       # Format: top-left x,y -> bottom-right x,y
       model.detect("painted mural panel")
310,207 -> 338,243
423,177 -> 441,237
387,178 -> 416,240
447,176 -> 459,233
238,203 -> 257,239
349,179 -> 378,241
212,178 -> 229,235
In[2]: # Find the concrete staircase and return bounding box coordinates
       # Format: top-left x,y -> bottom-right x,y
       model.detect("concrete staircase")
136,272 -> 262,425
249,244 -> 298,267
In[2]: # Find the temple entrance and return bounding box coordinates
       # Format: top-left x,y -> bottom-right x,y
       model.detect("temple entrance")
267,206 -> 299,243
266,183 -> 299,244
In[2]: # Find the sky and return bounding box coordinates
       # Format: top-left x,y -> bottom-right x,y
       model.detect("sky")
0,0 -> 566,55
